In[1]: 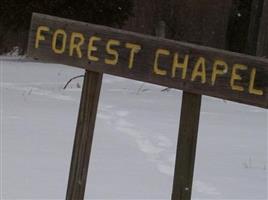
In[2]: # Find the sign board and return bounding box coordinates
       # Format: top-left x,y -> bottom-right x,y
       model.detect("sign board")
27,13 -> 268,108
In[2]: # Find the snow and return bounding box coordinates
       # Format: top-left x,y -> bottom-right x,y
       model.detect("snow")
1,57 -> 267,199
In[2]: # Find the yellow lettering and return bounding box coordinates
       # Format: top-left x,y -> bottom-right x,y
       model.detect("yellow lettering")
105,39 -> 120,65
52,29 -> 67,54
69,32 -> 85,58
211,60 -> 228,85
230,64 -> 247,92
191,57 -> 206,83
249,68 -> 263,95
172,53 -> 189,79
125,43 -> 141,69
88,36 -> 101,61
153,49 -> 170,76
35,26 -> 49,49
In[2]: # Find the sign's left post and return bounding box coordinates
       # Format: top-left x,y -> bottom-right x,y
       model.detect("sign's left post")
66,71 -> 103,200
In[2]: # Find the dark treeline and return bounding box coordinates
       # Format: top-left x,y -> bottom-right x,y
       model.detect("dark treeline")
0,0 -> 267,57
0,0 -> 134,29
0,0 -> 134,53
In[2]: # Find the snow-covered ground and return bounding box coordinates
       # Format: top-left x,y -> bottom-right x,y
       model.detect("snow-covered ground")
1,57 -> 267,200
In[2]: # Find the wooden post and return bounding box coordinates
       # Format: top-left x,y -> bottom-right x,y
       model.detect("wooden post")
154,16 -> 202,200
66,71 -> 103,200
156,20 -> 201,200
171,93 -> 201,200
171,0 -> 266,199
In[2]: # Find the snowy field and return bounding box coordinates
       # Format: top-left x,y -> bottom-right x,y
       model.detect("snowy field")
0,57 -> 267,199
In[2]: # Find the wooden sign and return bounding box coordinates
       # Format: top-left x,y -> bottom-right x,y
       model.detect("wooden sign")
27,13 -> 268,108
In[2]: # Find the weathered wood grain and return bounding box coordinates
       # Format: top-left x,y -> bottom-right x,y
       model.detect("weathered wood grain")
66,71 -> 103,200
172,93 -> 201,200
27,13 -> 268,108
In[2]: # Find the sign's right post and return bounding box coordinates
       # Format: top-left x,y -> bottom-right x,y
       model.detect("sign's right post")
171,0 -> 266,199
171,92 -> 201,200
